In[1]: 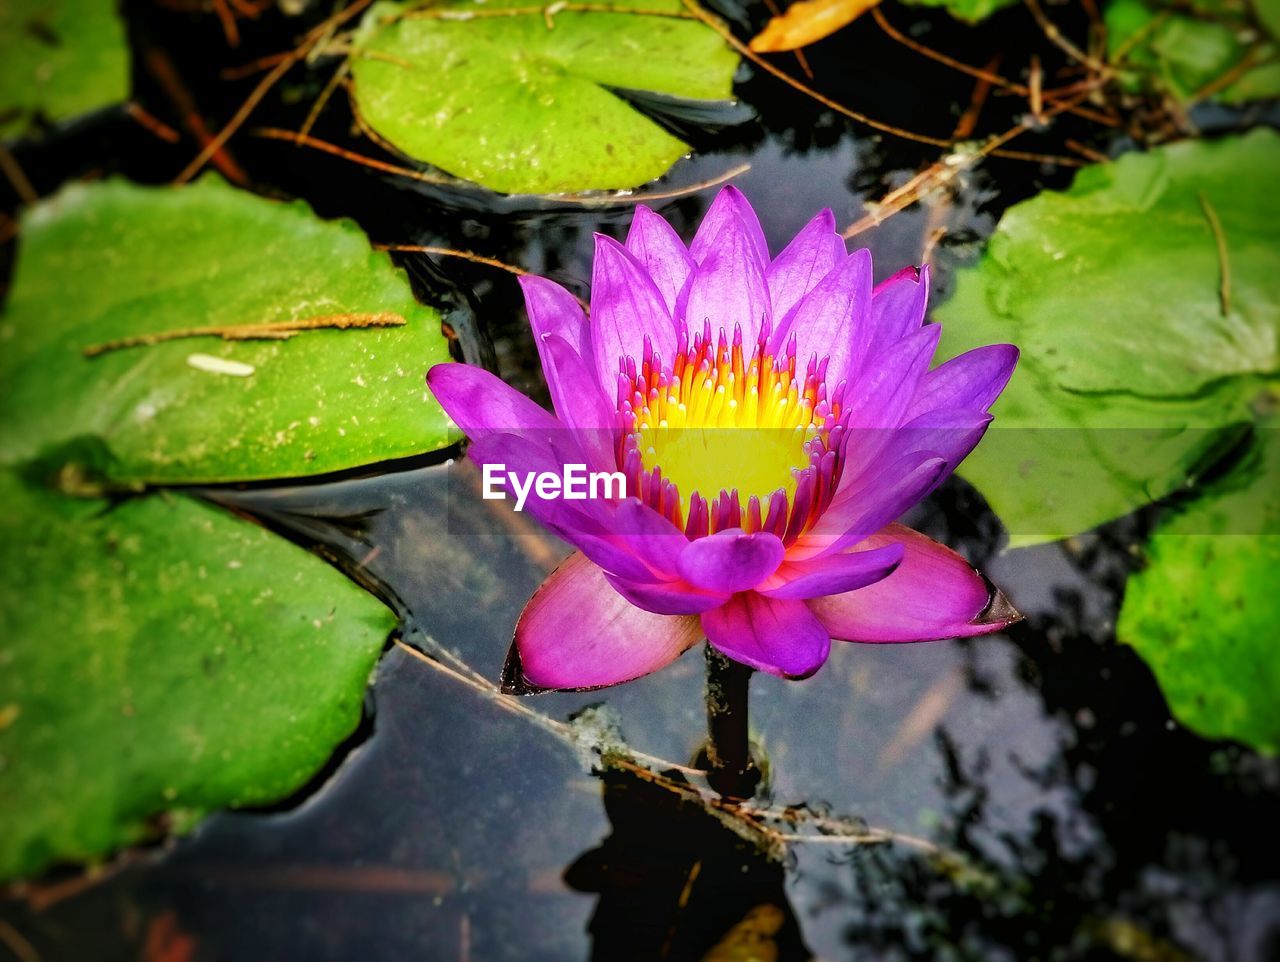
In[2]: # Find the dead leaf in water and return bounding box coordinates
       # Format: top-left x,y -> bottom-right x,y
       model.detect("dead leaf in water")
748,0 -> 882,52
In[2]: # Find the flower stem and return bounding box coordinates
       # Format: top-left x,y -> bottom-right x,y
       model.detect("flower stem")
702,645 -> 761,799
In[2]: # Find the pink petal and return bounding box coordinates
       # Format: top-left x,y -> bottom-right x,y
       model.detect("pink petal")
681,220 -> 772,346
908,344 -> 1019,419
689,185 -> 769,269
625,205 -> 695,317
808,523 -> 1021,643
844,324 -> 941,430
758,541 -> 903,600
540,335 -> 615,471
770,249 -> 872,388
516,552 -> 702,689
765,208 -> 845,321
590,234 -> 679,383
677,529 -> 786,593
702,592 -> 831,678
426,363 -> 560,440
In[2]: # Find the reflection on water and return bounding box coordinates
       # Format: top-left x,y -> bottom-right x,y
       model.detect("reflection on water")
3,0 -> 1279,957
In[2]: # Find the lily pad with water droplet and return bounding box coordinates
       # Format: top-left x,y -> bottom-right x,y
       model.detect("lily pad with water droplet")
347,0 -> 738,194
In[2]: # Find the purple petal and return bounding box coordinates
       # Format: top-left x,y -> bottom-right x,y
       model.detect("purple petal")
427,363 -> 560,440
541,335 -> 616,471
864,265 -> 930,367
516,552 -> 703,689
604,571 -> 729,615
792,452 -> 947,560
702,592 -> 831,678
770,249 -> 872,388
843,324 -> 941,430
808,524 -> 1021,642
520,274 -> 590,358
765,208 -> 845,322
681,221 -> 772,346
466,432 -> 606,536
677,529 -> 786,593
689,185 -> 769,269
590,234 -> 678,383
758,541 -> 903,600
625,205 -> 695,316
908,344 -> 1019,419
610,498 -> 688,575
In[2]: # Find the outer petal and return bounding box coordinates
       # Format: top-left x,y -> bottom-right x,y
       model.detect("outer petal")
625,205 -> 695,316
515,552 -> 702,689
520,274 -> 590,359
843,324 -> 941,430
427,363 -> 560,440
702,592 -> 831,678
765,208 -> 845,322
677,529 -> 786,593
758,541 -> 903,600
770,249 -> 872,388
590,234 -> 679,383
808,523 -> 1021,642
864,265 -> 930,368
681,219 -> 772,347
689,185 -> 769,270
907,344 -> 1019,419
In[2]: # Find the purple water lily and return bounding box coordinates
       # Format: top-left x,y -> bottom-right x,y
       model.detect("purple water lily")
427,187 -> 1020,690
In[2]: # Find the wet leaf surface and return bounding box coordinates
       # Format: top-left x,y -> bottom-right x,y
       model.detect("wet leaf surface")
0,0 -> 129,137
348,0 -> 738,193
1118,418 -> 1280,754
0,469 -> 395,882
936,130 -> 1280,544
0,176 -> 456,487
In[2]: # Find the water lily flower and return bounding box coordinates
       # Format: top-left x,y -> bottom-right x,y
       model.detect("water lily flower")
427,187 -> 1020,690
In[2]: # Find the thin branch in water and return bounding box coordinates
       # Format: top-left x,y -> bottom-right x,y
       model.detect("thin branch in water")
300,59 -> 352,139
681,0 -> 955,148
549,161 -> 751,206
1025,0 -> 1110,75
125,102 -> 182,143
953,55 -> 1000,139
146,45 -> 251,185
1198,191 -> 1231,317
0,141 -> 38,206
871,6 -> 1119,126
83,313 -> 406,357
251,126 -> 455,183
174,0 -> 377,183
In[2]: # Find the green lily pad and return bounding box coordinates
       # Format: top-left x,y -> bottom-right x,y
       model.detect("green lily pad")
1117,417 -> 1280,754
348,0 -> 737,194
935,130 -> 1280,545
0,469 -> 396,881
0,0 -> 129,137
898,0 -> 1019,24
0,177 -> 457,488
1105,0 -> 1280,104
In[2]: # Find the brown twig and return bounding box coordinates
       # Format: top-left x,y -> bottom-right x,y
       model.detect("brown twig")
251,126 -> 454,183
1198,192 -> 1231,317
82,313 -> 406,357
953,55 -> 1000,139
125,102 -> 182,143
549,161 -> 752,205
145,46 -> 250,184
174,0 -> 376,184
760,0 -> 815,79
300,61 -> 352,138
0,921 -> 41,962
398,1 -> 700,21
0,142 -> 39,206
1025,0 -> 1110,75
681,0 -> 955,148
871,7 -> 1119,127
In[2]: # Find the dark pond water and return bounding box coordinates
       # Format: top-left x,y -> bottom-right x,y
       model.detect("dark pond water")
3,1 -> 1280,959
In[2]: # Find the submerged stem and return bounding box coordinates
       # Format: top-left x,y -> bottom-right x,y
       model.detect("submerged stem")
702,645 -> 762,799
